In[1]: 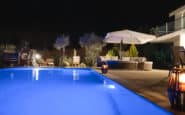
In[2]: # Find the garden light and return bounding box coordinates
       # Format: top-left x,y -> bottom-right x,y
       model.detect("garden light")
35,54 -> 41,59
101,61 -> 108,74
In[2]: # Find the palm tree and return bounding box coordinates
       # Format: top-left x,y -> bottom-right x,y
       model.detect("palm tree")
54,35 -> 70,65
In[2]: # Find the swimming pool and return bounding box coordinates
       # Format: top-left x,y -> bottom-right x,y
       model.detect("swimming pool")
0,67 -> 172,115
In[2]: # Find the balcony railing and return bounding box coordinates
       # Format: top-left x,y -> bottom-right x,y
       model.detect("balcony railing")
153,16 -> 185,36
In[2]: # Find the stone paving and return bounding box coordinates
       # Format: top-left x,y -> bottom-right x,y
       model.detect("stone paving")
96,69 -> 185,115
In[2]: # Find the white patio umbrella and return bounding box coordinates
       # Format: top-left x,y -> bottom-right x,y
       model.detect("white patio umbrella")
104,29 -> 156,58
104,29 -> 156,44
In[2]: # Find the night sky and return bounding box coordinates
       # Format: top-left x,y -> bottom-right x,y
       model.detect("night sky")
1,0 -> 185,48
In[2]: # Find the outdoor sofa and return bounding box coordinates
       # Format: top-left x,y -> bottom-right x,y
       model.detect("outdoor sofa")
98,56 -> 153,70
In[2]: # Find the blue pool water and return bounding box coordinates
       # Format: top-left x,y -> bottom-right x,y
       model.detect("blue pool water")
0,67 -> 172,115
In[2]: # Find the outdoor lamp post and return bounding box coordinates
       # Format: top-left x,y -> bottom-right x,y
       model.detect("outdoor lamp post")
168,67 -> 185,111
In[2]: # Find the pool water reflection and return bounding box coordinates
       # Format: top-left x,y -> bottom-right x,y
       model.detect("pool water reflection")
0,67 -> 172,115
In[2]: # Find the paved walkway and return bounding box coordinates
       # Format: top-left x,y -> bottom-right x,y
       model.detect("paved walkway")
96,69 -> 184,115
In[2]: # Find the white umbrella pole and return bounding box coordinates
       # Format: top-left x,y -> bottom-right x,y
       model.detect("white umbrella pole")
119,40 -> 122,59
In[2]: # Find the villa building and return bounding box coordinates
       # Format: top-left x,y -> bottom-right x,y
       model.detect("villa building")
151,5 -> 185,48
169,5 -> 185,30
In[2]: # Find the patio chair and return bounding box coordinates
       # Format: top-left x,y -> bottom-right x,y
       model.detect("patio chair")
46,58 -> 54,66
36,58 -> 47,67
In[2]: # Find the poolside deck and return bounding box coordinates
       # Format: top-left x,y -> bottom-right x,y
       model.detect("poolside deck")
95,69 -> 184,115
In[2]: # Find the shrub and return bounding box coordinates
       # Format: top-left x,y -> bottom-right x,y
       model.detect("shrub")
63,56 -> 72,67
128,44 -> 139,57
106,49 -> 116,57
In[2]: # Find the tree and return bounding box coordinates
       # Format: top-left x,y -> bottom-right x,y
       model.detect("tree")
53,35 -> 70,66
18,40 -> 31,66
54,34 -> 70,56
79,33 -> 105,66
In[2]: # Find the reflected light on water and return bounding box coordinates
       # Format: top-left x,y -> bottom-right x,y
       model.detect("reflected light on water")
73,69 -> 79,80
103,80 -> 116,89
107,85 -> 115,89
103,80 -> 107,85
10,72 -> 14,80
32,68 -> 39,80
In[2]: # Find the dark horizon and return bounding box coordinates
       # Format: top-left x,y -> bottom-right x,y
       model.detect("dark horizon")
1,0 -> 185,48
1,1 -> 185,34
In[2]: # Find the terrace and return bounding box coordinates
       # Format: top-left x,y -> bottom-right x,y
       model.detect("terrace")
1,3 -> 185,115
96,68 -> 185,115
